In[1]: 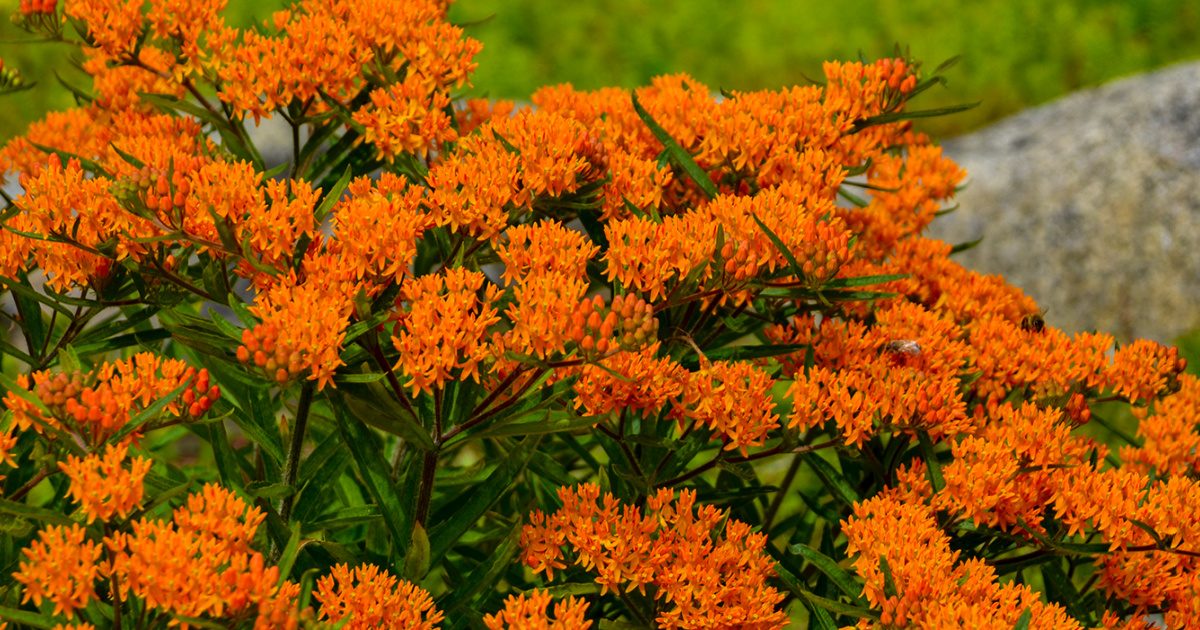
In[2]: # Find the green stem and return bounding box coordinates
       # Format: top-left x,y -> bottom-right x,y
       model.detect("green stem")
414,450 -> 438,527
763,453 -> 803,532
279,381 -> 315,522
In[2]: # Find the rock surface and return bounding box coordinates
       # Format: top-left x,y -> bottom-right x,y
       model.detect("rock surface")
928,61 -> 1200,343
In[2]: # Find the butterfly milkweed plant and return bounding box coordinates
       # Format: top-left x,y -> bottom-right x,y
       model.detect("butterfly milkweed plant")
0,1 -> 1195,628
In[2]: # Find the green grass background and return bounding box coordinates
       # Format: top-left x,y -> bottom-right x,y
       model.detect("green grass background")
2,0 -> 1200,141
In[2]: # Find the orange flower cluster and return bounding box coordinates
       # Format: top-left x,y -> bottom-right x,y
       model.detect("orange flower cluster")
843,493 -> 1080,628
482,590 -> 591,630
106,483 -> 301,628
19,0 -> 56,16
59,442 -> 152,523
3,353 -> 218,447
313,563 -> 443,630
935,402 -> 1096,531
1123,374 -> 1200,476
391,267 -> 501,395
567,293 -> 658,359
13,485 -> 298,627
521,484 -> 788,628
674,360 -> 780,454
571,343 -> 686,418
12,524 -> 103,619
779,302 -> 973,446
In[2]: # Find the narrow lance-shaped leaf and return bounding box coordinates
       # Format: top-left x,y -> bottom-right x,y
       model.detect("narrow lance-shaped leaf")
631,92 -> 718,199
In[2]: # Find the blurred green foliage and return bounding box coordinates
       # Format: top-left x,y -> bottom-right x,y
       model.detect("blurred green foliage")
3,0 -> 1200,141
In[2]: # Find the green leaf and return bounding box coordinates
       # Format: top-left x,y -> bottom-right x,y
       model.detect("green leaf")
631,92 -> 718,199
789,543 -> 862,601
473,409 -> 596,439
804,453 -> 859,506
28,141 -> 109,177
821,273 -> 908,289
342,381 -> 435,451
950,236 -> 984,254
0,497 -> 73,526
307,505 -> 380,531
1128,518 -> 1166,548
403,522 -> 431,580
314,166 -> 352,225
769,551 -> 876,621
682,343 -> 806,370
110,379 -> 191,444
245,481 -> 296,500
801,597 -> 839,630
0,605 -> 56,629
334,398 -> 411,556
749,211 -> 809,284
438,521 -> 522,613
917,431 -> 945,492
0,274 -> 71,317
1041,561 -> 1090,622
275,523 -> 302,587
427,435 -> 541,564
1013,608 -> 1032,630
852,101 -> 981,132
11,275 -> 47,359
879,555 -> 898,598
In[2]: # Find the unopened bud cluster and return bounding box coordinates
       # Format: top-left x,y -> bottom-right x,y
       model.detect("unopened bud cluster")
1065,392 -> 1090,424
178,368 -> 220,418
19,0 -> 57,15
568,294 -> 658,359
238,324 -> 306,384
0,59 -> 26,92
134,166 -> 192,217
878,58 -> 918,93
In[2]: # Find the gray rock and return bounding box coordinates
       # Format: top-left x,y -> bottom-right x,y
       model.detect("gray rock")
928,61 -> 1200,343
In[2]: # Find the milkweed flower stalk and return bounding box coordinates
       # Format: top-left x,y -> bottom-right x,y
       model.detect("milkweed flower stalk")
0,0 -> 1195,627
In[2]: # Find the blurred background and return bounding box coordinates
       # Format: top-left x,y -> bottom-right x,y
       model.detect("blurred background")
2,0 -> 1199,142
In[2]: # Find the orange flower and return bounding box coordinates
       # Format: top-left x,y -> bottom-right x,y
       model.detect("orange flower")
329,174 -> 431,285
59,442 -> 152,523
496,221 -> 598,285
1123,374 -> 1200,476
5,353 -> 219,446
937,403 -> 1096,532
843,494 -> 1079,628
426,134 -> 520,239
521,484 -> 788,629
566,293 -> 658,359
501,272 -> 590,360
571,343 -> 687,418
483,590 -> 591,630
13,524 -> 103,619
354,74 -> 456,160
674,360 -> 780,454
314,563 -> 443,630
242,261 -> 356,389
392,268 -> 501,395
105,484 -> 298,627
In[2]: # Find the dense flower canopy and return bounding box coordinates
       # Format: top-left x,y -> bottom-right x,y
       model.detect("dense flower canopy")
0,0 -> 1196,628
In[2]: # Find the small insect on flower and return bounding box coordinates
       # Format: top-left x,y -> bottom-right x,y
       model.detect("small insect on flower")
1021,311 -> 1047,333
885,339 -> 922,355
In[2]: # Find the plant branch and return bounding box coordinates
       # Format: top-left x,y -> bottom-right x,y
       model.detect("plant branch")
279,380 -> 315,522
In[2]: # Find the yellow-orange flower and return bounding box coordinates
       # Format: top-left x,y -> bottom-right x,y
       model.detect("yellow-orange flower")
674,360 -> 780,454
314,563 -> 443,630
105,484 -> 298,627
483,590 -> 591,630
392,268 -> 501,395
60,442 -> 152,523
521,484 -> 788,629
13,524 -> 103,619
5,353 -> 219,446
